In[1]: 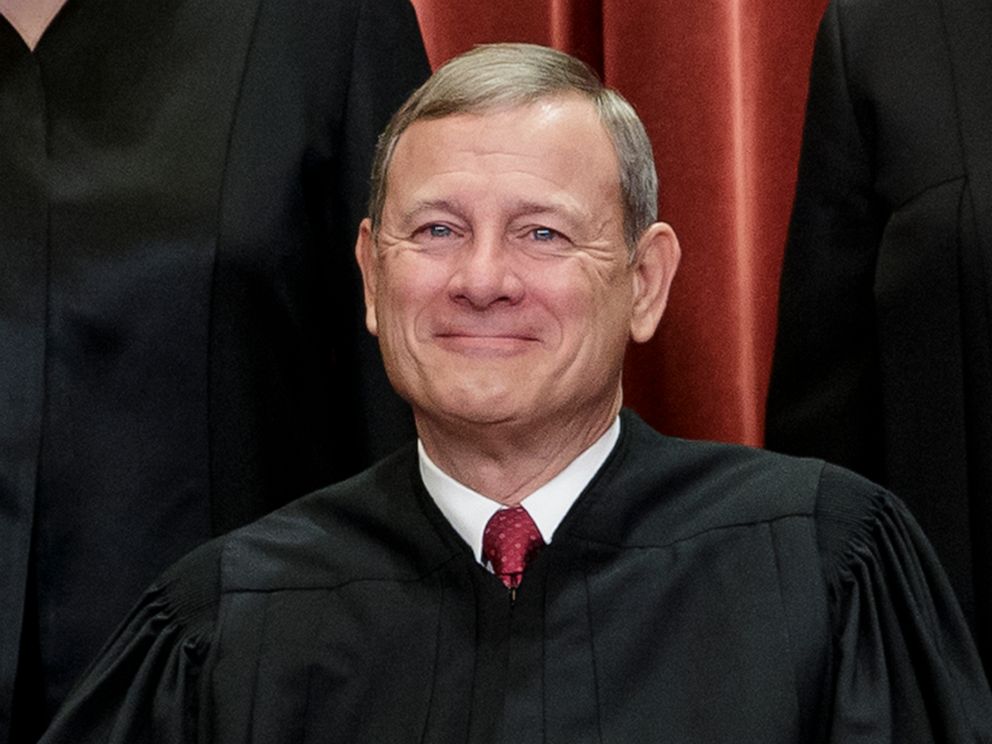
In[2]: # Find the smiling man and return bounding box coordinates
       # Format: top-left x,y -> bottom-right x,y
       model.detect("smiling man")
41,44 -> 992,743
356,88 -> 675,509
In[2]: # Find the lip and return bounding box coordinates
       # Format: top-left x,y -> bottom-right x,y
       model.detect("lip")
433,332 -> 540,357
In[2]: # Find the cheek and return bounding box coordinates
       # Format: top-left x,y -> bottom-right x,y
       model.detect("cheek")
547,271 -> 631,340
377,261 -> 448,340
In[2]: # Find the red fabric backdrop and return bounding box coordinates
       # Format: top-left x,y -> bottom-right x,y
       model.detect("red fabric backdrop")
410,0 -> 830,445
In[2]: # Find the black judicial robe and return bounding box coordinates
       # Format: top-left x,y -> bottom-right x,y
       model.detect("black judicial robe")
765,0 -> 992,671
0,0 -> 428,737
40,412 -> 992,743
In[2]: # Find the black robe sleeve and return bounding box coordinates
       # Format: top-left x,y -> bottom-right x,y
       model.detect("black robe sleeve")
37,543 -> 221,744
319,0 -> 427,463
816,466 -> 992,741
765,0 -> 887,479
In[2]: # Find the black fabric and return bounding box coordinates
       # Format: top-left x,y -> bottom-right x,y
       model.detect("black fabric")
0,0 -> 429,739
39,410 -> 992,743
766,0 -> 992,673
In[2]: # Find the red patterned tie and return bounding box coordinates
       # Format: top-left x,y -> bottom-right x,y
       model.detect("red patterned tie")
483,506 -> 545,591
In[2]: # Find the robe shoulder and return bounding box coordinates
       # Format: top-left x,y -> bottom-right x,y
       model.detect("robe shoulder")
606,411 -> 981,612
587,409 -> 874,554
592,411 -> 992,740
37,537 -> 223,742
218,442 -> 461,592
38,444 -> 442,743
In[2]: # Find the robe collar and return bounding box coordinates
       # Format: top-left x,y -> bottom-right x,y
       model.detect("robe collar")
418,417 -> 621,563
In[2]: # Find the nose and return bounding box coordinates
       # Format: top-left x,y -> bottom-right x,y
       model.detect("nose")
447,233 -> 524,309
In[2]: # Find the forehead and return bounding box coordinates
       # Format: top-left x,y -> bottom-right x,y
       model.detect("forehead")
385,97 -> 622,214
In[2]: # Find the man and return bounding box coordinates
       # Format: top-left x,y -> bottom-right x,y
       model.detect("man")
41,43 -> 992,743
766,0 -> 992,673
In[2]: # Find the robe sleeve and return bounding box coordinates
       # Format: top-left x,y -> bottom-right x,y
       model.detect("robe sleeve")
816,465 -> 992,741
38,543 -> 221,744
764,0 -> 887,479
321,0 -> 429,463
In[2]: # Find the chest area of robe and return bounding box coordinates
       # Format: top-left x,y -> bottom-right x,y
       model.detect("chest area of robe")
208,518 -> 831,744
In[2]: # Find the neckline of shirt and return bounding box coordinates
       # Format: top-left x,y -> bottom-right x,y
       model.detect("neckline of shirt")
418,417 -> 621,564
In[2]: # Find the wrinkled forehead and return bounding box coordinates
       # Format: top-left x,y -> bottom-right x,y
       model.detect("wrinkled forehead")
384,99 -> 623,215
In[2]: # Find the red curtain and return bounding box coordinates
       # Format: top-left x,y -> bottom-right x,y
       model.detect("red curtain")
410,0 -> 829,445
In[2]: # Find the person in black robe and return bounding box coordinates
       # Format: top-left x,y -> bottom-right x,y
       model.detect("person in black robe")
765,0 -> 992,673
0,0 -> 428,739
40,43 -> 992,743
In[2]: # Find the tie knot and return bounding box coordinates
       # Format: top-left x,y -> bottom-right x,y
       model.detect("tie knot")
482,506 -> 545,590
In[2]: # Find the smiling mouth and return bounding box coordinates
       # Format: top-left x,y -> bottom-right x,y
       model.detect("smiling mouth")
434,333 -> 540,356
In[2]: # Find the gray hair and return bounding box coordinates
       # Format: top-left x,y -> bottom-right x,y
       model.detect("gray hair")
368,43 -> 658,252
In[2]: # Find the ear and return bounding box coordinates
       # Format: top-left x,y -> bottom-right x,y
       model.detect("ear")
629,222 -> 680,343
354,218 -> 379,336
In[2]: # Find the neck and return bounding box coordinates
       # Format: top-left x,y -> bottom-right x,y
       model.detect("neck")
1,0 -> 68,50
417,392 -> 622,506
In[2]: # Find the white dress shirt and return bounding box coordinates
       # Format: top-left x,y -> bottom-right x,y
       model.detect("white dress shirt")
418,417 -> 621,564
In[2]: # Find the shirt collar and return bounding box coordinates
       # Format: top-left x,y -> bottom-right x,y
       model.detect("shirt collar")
418,417 -> 621,563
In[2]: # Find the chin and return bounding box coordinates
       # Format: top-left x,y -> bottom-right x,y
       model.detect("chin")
427,386 -> 528,428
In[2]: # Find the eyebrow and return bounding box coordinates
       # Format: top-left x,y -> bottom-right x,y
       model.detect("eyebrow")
510,200 -> 577,217
507,199 -> 589,231
398,199 -> 468,225
399,198 -> 585,226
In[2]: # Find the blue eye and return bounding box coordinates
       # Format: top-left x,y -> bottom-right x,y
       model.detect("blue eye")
428,224 -> 452,238
532,227 -> 558,241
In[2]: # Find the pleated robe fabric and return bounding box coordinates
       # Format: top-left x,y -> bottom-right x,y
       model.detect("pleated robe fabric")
40,411 -> 992,743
